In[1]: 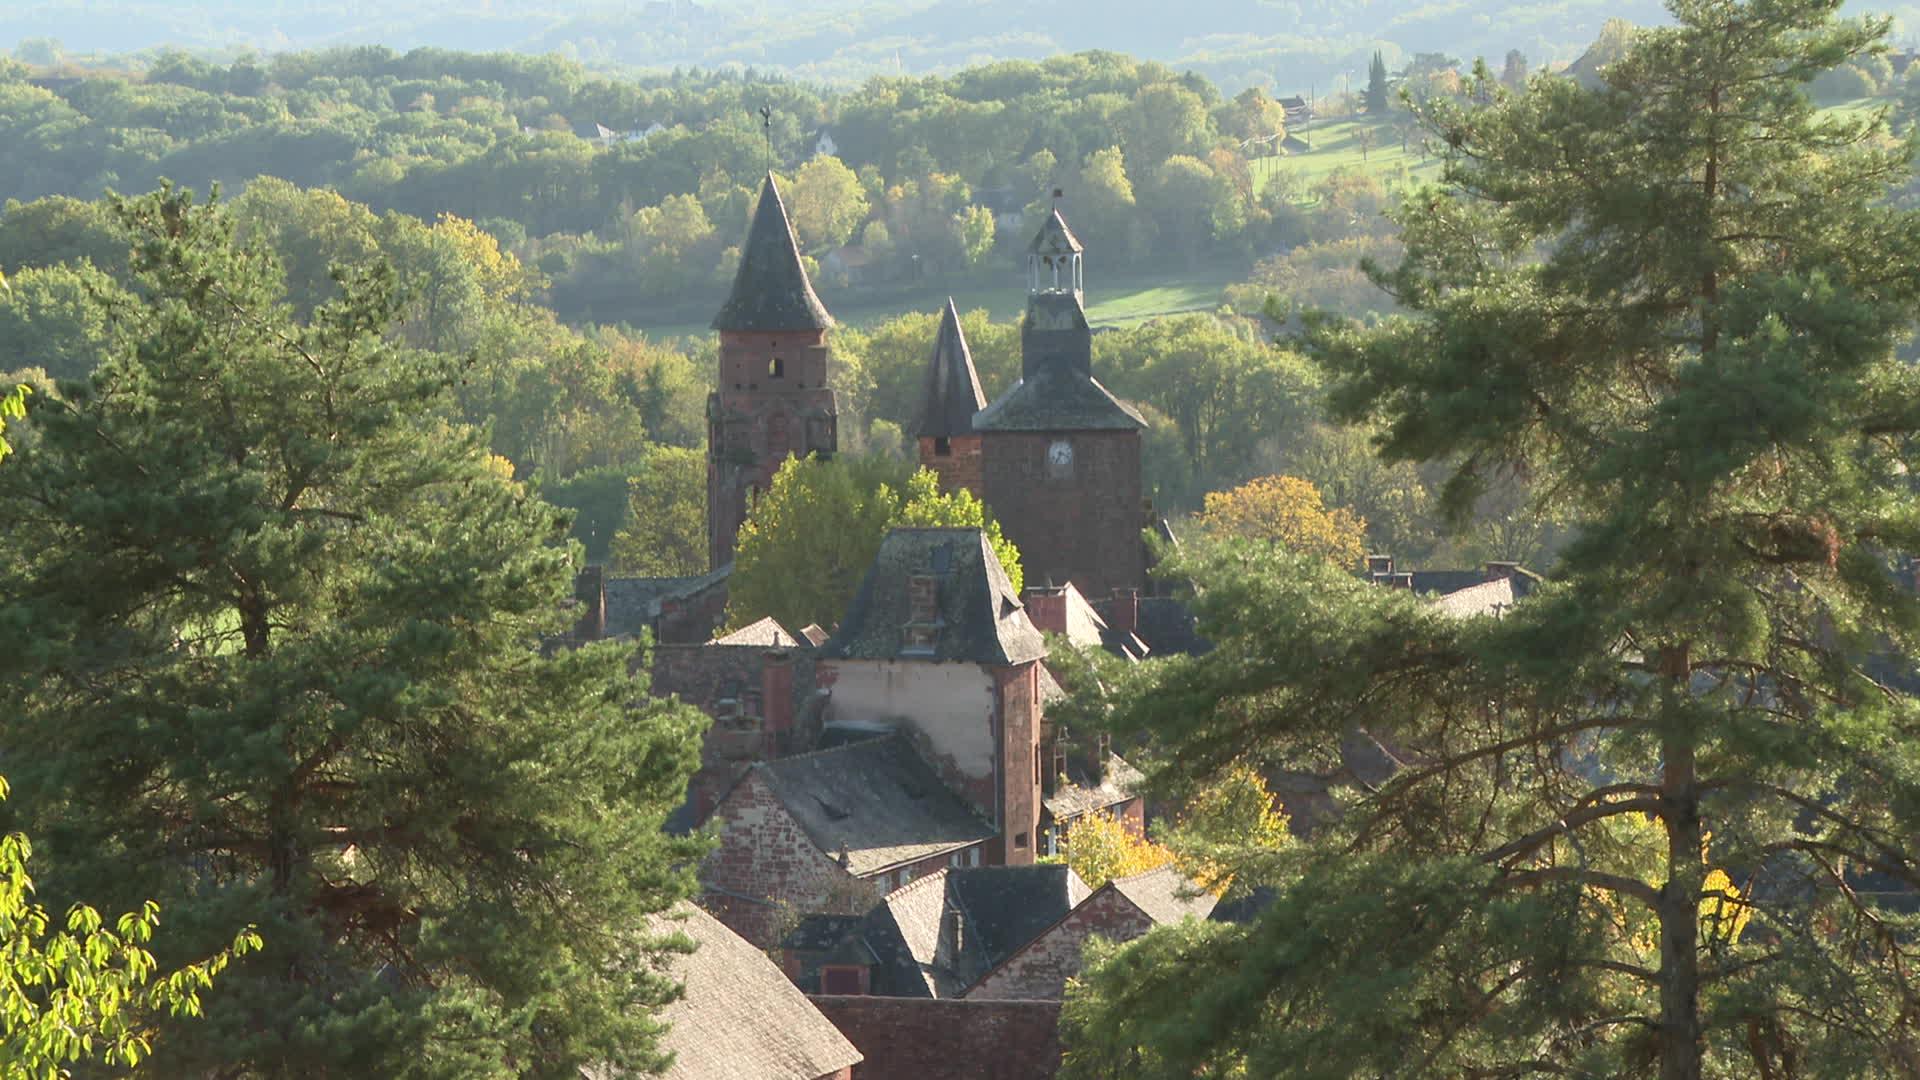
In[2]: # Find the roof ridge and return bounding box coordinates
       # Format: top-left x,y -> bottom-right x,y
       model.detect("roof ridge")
755,730 -> 903,771
884,864 -> 952,900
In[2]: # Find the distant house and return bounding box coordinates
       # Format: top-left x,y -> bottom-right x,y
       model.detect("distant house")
822,244 -> 877,285
700,734 -> 999,946
782,865 -> 1091,997
595,903 -> 861,1080
1278,95 -> 1314,125
814,128 -> 839,157
966,866 -> 1216,1000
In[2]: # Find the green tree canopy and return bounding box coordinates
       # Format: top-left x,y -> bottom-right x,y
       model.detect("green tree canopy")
0,187 -> 707,1077
726,459 -> 1023,633
1060,0 -> 1920,1075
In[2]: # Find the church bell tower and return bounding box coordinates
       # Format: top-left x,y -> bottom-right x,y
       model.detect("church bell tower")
706,173 -> 839,571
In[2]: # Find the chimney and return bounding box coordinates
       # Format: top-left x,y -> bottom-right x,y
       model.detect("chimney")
1023,584 -> 1069,634
573,565 -> 606,641
1483,561 -> 1520,582
762,650 -> 796,747
1365,554 -> 1394,578
1109,588 -> 1139,634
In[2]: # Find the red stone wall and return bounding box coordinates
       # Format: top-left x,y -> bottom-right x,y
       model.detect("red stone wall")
809,995 -> 1063,1080
701,771 -> 879,947
708,328 -> 838,570
981,430 -> 1145,601
965,887 -> 1153,1001
995,661 -> 1042,866
918,434 -> 984,496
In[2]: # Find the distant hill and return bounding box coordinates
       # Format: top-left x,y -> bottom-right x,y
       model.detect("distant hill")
2,0 -> 1694,94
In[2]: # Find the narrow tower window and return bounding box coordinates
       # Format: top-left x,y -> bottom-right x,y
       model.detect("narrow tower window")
769,356 -> 785,378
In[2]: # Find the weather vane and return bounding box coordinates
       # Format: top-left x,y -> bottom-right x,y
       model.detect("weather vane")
759,105 -> 773,172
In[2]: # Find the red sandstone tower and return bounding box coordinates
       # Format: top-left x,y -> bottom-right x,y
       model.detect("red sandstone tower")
913,298 -> 988,496
707,174 -> 839,570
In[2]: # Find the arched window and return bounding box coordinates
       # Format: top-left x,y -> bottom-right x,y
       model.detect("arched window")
769,356 -> 785,378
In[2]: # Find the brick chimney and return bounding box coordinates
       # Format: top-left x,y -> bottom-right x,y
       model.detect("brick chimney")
1023,584 -> 1069,635
762,650 -> 795,749
573,565 -> 606,641
1109,588 -> 1139,635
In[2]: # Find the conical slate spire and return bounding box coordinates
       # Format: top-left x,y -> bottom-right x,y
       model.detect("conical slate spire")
711,173 -> 835,332
914,298 -> 987,438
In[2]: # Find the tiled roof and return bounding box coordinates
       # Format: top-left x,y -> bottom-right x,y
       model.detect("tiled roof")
822,528 -> 1046,666
604,567 -> 731,640
971,330 -> 1147,433
757,735 -> 995,877
913,298 -> 987,439
1109,865 -> 1218,925
711,174 -> 834,333
861,865 -> 1091,998
1430,576 -> 1515,619
628,903 -> 862,1080
1043,753 -> 1144,821
711,616 -> 801,647
1029,207 -> 1084,256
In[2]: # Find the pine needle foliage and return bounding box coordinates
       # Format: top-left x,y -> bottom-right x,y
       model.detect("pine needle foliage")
0,187 -> 708,1078
1059,0 -> 1920,1075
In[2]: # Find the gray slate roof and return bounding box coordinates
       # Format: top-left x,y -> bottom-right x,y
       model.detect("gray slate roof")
821,528 -> 1046,666
711,173 -> 834,332
862,865 -> 1091,997
625,903 -> 862,1080
913,298 -> 987,439
1430,577 -> 1516,619
1029,207 -> 1084,256
757,734 -> 995,876
972,301 -> 1146,432
1109,865 -> 1218,925
604,566 -> 732,639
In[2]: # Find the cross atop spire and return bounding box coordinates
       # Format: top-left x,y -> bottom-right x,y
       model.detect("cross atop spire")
914,298 -> 987,439
711,173 -> 834,333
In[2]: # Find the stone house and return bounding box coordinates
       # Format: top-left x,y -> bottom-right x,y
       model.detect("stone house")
966,865 -> 1216,1001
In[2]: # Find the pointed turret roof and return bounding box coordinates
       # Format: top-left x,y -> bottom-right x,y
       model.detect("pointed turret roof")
711,173 -> 834,332
1029,207 -> 1084,257
913,299 -> 987,439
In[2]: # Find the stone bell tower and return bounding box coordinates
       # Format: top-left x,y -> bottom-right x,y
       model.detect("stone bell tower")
707,173 -> 839,570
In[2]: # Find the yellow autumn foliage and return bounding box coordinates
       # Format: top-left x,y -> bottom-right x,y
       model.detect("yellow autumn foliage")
1195,474 -> 1368,567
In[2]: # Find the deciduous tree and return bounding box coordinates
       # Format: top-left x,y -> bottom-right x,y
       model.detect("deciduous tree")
1193,474 -> 1366,567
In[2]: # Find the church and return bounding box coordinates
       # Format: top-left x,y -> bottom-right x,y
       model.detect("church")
703,173 -> 1156,607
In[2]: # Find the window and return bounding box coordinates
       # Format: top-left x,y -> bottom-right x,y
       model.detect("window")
933,436 -> 951,456
821,966 -> 865,995
769,356 -> 785,378
967,846 -> 981,867
1015,832 -> 1029,849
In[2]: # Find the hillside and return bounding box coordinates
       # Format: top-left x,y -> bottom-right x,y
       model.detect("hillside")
3,0 -> 1690,94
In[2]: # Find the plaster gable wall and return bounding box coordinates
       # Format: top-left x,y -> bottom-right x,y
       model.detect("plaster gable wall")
821,660 -> 999,818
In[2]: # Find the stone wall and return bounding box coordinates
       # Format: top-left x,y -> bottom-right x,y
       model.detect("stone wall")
809,995 -> 1063,1080
965,887 -> 1152,1001
918,433 -> 984,496
701,771 -> 879,947
981,430 -> 1144,602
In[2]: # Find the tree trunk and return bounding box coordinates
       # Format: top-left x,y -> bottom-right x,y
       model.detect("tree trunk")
1659,644 -> 1704,1080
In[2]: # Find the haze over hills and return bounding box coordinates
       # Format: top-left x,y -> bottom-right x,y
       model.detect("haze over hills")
4,0 -> 1699,94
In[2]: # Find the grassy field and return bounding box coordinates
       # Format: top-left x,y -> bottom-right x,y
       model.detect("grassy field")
638,263 -> 1245,342
1253,114 -> 1445,198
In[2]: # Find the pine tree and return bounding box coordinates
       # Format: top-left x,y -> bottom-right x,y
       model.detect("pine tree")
1365,51 -> 1391,114
1059,0 -> 1920,1075
0,187 -> 708,1077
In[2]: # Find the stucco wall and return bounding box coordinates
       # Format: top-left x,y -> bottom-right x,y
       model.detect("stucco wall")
822,660 -> 999,819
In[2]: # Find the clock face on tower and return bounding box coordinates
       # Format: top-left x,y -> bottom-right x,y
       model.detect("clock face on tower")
1047,439 -> 1073,476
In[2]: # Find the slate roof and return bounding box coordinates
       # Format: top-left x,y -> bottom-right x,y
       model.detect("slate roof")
861,865 -> 1091,997
1029,207 -> 1084,256
970,356 -> 1147,432
756,735 -> 995,877
604,566 -> 733,639
913,298 -> 987,439
821,528 -> 1046,666
1043,753 -> 1144,822
711,616 -> 801,647
711,173 -> 834,333
1126,596 -> 1211,657
622,903 -> 862,1080
1110,865 -> 1218,924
